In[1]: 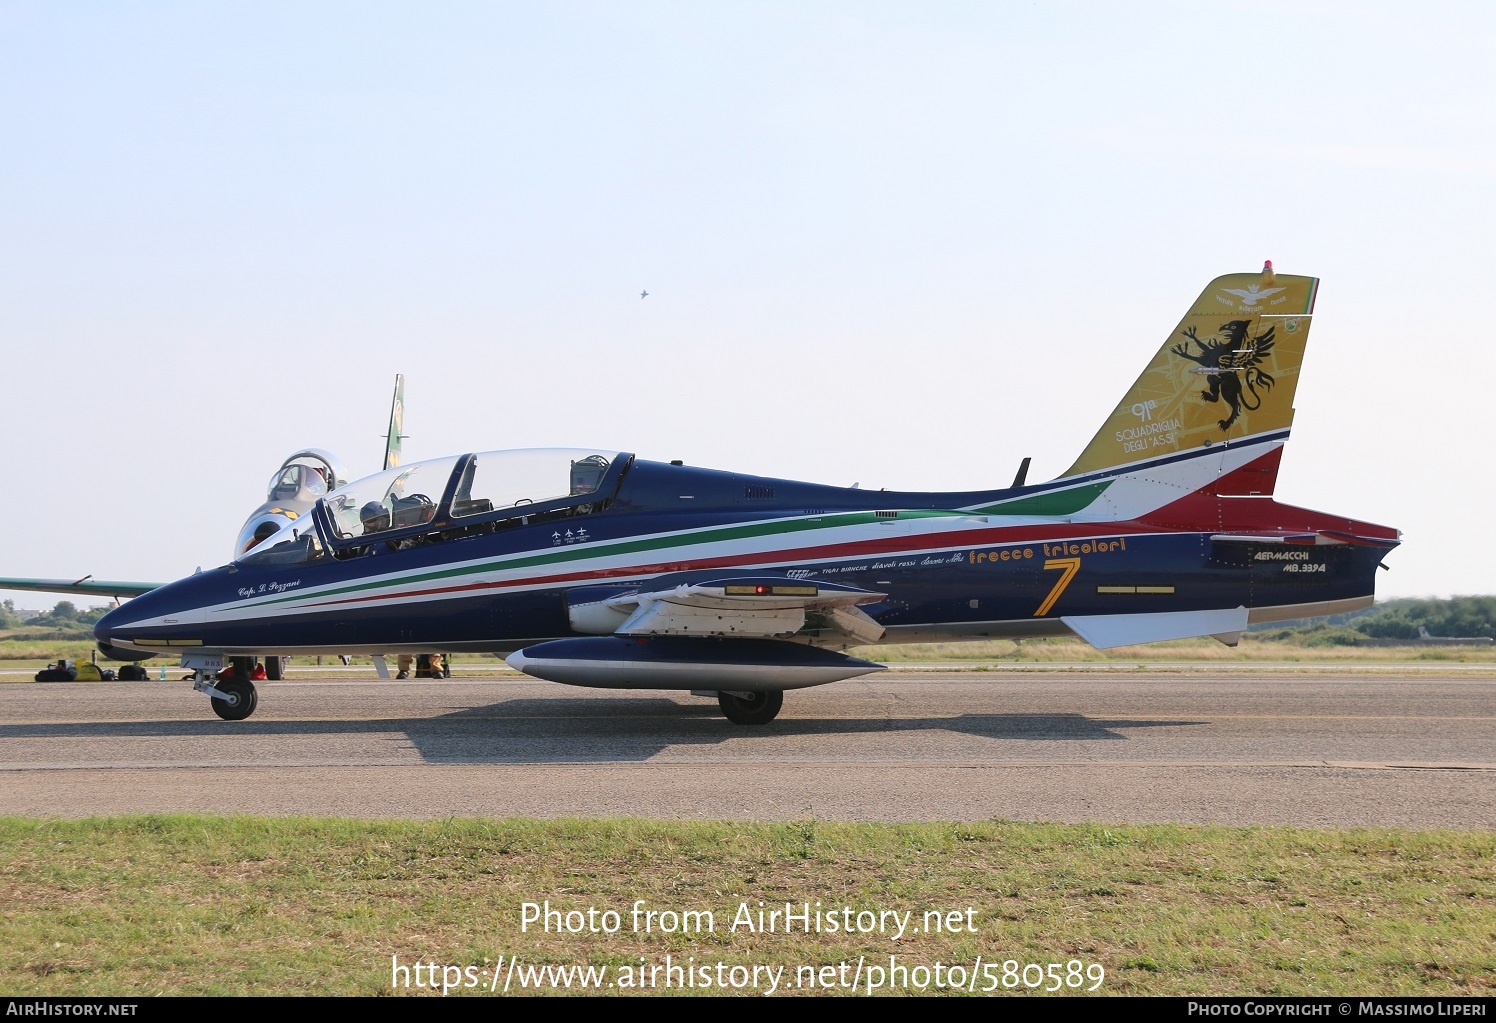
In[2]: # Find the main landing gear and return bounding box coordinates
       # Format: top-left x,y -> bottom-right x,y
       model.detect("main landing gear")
717,689 -> 784,725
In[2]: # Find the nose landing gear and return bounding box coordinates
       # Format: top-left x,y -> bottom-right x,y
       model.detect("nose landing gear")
208,676 -> 258,721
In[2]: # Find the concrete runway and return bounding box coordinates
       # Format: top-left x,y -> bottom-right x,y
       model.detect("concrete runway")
0,667 -> 1492,827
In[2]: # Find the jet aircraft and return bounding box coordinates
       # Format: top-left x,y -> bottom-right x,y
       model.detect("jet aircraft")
94,266 -> 1399,724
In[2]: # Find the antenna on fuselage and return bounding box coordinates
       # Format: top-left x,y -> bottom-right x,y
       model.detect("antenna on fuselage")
1011,457 -> 1032,488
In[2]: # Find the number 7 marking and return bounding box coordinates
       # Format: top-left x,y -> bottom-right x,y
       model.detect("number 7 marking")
1034,557 -> 1081,616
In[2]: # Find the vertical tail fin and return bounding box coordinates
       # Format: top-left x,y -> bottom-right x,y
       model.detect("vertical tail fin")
1060,263 -> 1317,492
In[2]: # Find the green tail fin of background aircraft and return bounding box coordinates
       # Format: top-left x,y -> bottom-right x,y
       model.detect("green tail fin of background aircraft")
383,373 -> 406,471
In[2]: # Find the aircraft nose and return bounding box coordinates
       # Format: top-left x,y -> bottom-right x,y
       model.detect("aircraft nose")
95,603 -> 122,643
92,587 -> 194,660
94,603 -> 146,661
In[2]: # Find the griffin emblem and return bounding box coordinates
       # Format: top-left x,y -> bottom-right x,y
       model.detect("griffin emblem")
1171,319 -> 1276,431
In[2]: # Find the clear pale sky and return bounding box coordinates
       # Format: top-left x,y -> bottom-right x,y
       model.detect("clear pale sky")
2,1 -> 1491,607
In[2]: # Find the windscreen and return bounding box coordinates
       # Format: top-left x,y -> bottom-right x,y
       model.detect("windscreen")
237,519 -> 325,566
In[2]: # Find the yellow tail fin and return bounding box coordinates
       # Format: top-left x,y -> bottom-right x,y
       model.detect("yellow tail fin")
1062,263 -> 1317,479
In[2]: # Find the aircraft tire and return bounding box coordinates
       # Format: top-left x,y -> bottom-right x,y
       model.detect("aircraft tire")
265,656 -> 283,681
717,689 -> 783,725
210,678 -> 258,721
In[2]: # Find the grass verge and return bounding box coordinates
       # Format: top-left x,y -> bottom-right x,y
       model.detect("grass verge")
1,815 -> 1491,996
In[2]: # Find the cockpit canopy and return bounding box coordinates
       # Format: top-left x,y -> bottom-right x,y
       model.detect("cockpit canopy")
238,448 -> 628,566
267,463 -> 330,503
265,449 -> 346,502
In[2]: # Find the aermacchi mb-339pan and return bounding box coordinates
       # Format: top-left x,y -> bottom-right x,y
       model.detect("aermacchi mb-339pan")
95,264 -> 1399,724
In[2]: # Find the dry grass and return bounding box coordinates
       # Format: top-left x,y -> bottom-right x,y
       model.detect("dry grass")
863,637 -> 1496,664
0,816 -> 1491,997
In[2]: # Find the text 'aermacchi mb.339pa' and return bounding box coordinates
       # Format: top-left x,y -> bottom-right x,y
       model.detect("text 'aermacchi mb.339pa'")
96,264 -> 1399,724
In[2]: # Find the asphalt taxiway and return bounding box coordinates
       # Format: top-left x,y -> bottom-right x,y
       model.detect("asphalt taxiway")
0,668 -> 1491,827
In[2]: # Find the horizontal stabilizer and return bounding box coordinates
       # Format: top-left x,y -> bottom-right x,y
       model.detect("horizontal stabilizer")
1210,533 -> 1319,546
1211,529 -> 1401,549
1313,530 -> 1402,548
1062,606 -> 1249,649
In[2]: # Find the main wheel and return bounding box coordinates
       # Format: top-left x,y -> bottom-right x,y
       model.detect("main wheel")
264,656 -> 284,681
210,677 -> 258,721
718,689 -> 784,725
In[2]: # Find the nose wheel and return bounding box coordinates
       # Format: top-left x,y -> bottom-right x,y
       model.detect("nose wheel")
717,689 -> 783,725
209,677 -> 258,721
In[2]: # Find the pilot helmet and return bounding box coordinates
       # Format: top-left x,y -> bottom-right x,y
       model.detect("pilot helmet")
360,501 -> 391,532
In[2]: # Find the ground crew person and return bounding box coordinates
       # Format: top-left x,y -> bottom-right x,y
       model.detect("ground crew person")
396,653 -> 446,679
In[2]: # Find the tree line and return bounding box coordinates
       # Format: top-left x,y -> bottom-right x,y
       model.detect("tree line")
0,599 -> 114,631
1250,595 -> 1494,644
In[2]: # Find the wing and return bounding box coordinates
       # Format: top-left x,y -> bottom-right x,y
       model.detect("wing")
0,577 -> 161,599
567,576 -> 888,645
